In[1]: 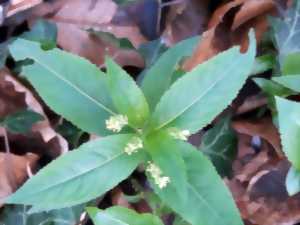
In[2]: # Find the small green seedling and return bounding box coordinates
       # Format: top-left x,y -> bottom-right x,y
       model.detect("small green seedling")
5,30 -> 256,225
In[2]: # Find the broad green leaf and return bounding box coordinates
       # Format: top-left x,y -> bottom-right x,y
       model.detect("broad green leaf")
148,141 -> 243,225
144,131 -> 187,200
21,19 -> 57,49
270,0 -> 300,69
286,166 -> 300,196
141,36 -> 199,110
276,97 -> 300,170
282,52 -> 300,75
6,134 -> 145,212
106,57 -> 149,127
253,77 -> 295,97
200,116 -> 237,177
1,109 -> 44,134
9,38 -> 116,135
273,74 -> 300,92
87,206 -> 164,225
251,54 -> 275,75
0,204 -> 84,225
148,31 -> 256,134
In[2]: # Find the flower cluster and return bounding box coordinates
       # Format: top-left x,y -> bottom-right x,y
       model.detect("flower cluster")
168,128 -> 190,141
105,114 -> 128,132
124,136 -> 143,155
146,162 -> 170,189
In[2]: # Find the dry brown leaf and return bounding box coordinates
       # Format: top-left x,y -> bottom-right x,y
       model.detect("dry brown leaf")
183,0 -> 276,71
231,0 -> 275,30
208,0 -> 243,28
0,69 -> 68,156
232,118 -> 283,157
228,160 -> 300,225
162,0 -> 210,45
7,0 -> 42,18
34,0 -> 146,67
235,151 -> 269,182
53,22 -> 144,67
0,151 -> 38,207
53,0 -> 117,26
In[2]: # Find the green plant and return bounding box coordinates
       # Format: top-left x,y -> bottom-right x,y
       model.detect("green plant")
5,28 -> 256,225
256,0 -> 300,196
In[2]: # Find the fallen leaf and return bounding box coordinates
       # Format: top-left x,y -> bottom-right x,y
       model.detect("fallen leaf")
7,0 -> 42,18
34,0 -> 146,67
183,0 -> 276,71
162,0 -> 210,45
231,0 -> 275,30
0,69 -> 68,156
0,151 -> 38,207
232,118 -> 283,157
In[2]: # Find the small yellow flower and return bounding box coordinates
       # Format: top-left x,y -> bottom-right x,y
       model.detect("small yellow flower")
124,136 -> 143,155
168,128 -> 190,141
105,115 -> 128,132
146,162 -> 170,189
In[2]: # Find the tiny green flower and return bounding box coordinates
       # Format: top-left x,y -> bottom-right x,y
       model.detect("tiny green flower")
105,114 -> 128,132
146,162 -> 170,189
124,136 -> 143,155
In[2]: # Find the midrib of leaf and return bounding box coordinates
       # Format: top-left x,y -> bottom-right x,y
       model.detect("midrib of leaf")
30,56 -> 116,116
23,152 -> 124,197
201,121 -> 232,161
154,53 -> 239,131
202,146 -> 231,161
188,183 -> 222,222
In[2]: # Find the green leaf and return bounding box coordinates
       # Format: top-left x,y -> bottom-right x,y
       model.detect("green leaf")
106,57 -> 149,127
9,38 -> 116,135
270,0 -> 300,70
276,97 -> 300,170
282,52 -> 300,75
148,31 -> 256,134
273,74 -> 300,92
251,54 -> 275,75
6,134 -> 145,212
200,116 -> 237,177
87,206 -> 164,225
144,131 -> 187,200
141,36 -> 199,110
148,141 -> 243,225
253,77 -> 295,96
0,204 -> 84,225
91,31 -> 134,49
0,109 -> 44,134
286,166 -> 300,196
21,19 -> 57,49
